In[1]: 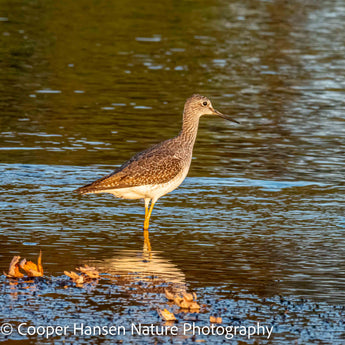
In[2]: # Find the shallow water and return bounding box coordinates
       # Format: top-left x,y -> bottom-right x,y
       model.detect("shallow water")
1,0 -> 345,343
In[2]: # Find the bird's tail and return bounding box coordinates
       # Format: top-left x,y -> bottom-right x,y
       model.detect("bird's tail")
73,184 -> 96,195
74,170 -> 117,195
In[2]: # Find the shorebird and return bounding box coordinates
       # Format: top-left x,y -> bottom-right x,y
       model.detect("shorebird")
74,94 -> 239,231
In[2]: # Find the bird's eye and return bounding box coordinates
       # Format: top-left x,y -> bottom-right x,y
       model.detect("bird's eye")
202,101 -> 208,106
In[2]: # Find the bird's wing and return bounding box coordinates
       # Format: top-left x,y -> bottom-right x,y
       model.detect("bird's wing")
75,141 -> 183,194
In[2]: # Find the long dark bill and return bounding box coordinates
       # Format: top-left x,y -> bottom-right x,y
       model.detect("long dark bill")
213,109 -> 240,124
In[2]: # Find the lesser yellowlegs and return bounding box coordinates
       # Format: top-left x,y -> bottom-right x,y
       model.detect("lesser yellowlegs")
74,94 -> 239,230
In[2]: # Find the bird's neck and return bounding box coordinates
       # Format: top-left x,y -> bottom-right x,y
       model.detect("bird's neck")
178,111 -> 200,147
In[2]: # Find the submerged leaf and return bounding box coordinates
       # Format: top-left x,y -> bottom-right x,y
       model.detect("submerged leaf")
210,316 -> 222,323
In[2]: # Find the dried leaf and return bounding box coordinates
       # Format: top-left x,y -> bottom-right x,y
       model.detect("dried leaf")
19,251 -> 43,277
37,251 -> 43,275
164,289 -> 175,301
174,296 -> 184,307
210,316 -> 222,323
174,291 -> 200,311
64,271 -> 84,286
4,256 -> 24,278
20,260 -> 40,277
65,264 -> 99,288
189,301 -> 201,311
183,292 -> 194,302
179,299 -> 192,309
64,270 -> 79,280
77,264 -> 99,279
158,308 -> 176,321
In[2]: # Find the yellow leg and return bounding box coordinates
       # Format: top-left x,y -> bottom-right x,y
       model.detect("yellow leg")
144,199 -> 149,220
143,200 -> 155,230
143,229 -> 152,252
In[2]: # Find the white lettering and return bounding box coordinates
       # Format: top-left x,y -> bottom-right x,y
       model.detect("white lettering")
18,323 -> 28,336
266,326 -> 273,339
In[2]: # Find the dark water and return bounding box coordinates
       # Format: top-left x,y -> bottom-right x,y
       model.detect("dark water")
1,0 -> 345,343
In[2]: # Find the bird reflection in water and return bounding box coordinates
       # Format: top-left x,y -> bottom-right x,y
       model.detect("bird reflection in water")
88,236 -> 186,292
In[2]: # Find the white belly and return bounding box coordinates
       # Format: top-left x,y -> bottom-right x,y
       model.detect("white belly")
104,167 -> 189,201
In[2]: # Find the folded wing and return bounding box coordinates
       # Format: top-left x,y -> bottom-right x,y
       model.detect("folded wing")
75,141 -> 183,194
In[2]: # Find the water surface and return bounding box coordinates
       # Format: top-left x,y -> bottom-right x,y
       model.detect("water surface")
1,0 -> 345,343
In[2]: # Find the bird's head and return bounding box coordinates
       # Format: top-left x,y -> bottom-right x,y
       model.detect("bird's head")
183,94 -> 239,124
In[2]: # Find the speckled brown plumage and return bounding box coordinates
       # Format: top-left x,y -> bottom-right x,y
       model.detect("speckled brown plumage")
75,139 -> 185,194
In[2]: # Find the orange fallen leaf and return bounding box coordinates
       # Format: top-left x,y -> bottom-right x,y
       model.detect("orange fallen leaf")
19,251 -> 43,277
77,264 -> 99,279
175,296 -> 190,309
64,270 -> 81,281
174,296 -> 183,306
4,256 -> 24,278
64,271 -> 85,287
189,301 -> 201,311
158,308 -> 176,321
210,316 -> 222,323
183,292 -> 194,302
164,289 -> 175,301
64,263 -> 100,288
174,292 -> 200,311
